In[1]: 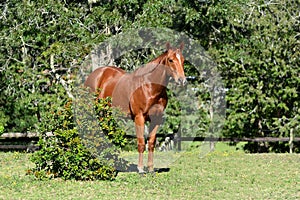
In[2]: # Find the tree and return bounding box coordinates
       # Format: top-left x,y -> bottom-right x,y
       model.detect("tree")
203,0 -> 300,152
1,0 -> 299,153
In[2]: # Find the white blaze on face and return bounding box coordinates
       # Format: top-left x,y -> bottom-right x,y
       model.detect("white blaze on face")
176,52 -> 181,64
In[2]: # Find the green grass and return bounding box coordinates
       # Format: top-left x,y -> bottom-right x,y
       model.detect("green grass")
0,143 -> 299,199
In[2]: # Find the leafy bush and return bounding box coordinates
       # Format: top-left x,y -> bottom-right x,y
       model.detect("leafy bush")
29,94 -> 130,180
30,129 -> 117,180
94,97 -> 127,147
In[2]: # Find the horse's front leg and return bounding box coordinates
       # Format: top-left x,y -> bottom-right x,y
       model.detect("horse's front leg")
135,114 -> 145,174
148,122 -> 159,173
148,103 -> 165,173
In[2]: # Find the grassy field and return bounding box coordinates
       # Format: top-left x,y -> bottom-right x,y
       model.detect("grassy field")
0,143 -> 299,200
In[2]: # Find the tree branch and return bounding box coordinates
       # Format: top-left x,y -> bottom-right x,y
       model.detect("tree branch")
50,54 -> 74,99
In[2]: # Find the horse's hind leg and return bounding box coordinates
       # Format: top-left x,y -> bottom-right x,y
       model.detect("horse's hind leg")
134,114 -> 145,174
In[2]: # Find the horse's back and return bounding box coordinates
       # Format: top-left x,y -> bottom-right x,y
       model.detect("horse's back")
85,66 -> 125,97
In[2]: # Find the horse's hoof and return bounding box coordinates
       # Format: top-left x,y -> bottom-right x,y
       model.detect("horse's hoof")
137,166 -> 145,174
139,170 -> 147,177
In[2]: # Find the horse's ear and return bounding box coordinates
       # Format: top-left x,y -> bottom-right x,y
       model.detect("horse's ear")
179,42 -> 184,51
166,42 -> 171,50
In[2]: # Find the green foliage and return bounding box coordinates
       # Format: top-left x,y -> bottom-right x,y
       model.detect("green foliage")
30,129 -> 116,180
29,93 -> 129,180
0,109 -> 8,135
1,0 -> 299,153
0,1 -> 115,133
73,86 -> 127,149
0,125 -> 4,136
159,82 -> 211,139
159,89 -> 182,135
94,97 -> 127,147
197,0 -> 300,152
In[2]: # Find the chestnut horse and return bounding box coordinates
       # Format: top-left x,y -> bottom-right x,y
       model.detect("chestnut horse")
85,43 -> 186,173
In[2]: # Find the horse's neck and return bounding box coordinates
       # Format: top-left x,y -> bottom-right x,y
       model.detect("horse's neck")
131,53 -> 169,90
133,53 -> 166,76
144,59 -> 169,87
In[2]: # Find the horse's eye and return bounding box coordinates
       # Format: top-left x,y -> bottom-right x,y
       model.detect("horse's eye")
168,59 -> 173,63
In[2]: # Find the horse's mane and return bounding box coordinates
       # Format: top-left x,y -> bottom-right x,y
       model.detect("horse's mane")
133,51 -> 168,76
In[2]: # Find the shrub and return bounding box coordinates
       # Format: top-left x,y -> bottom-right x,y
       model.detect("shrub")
94,97 -> 127,148
29,90 -> 130,180
30,129 -> 117,180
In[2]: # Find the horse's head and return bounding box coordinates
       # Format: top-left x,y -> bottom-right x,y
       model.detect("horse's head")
164,42 -> 186,86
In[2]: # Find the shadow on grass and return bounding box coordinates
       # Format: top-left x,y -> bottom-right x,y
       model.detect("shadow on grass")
117,162 -> 170,174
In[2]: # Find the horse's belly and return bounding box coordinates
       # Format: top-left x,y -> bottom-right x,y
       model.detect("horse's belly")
111,82 -> 131,114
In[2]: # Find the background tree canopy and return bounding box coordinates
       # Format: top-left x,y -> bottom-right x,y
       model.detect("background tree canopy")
0,0 -> 299,152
